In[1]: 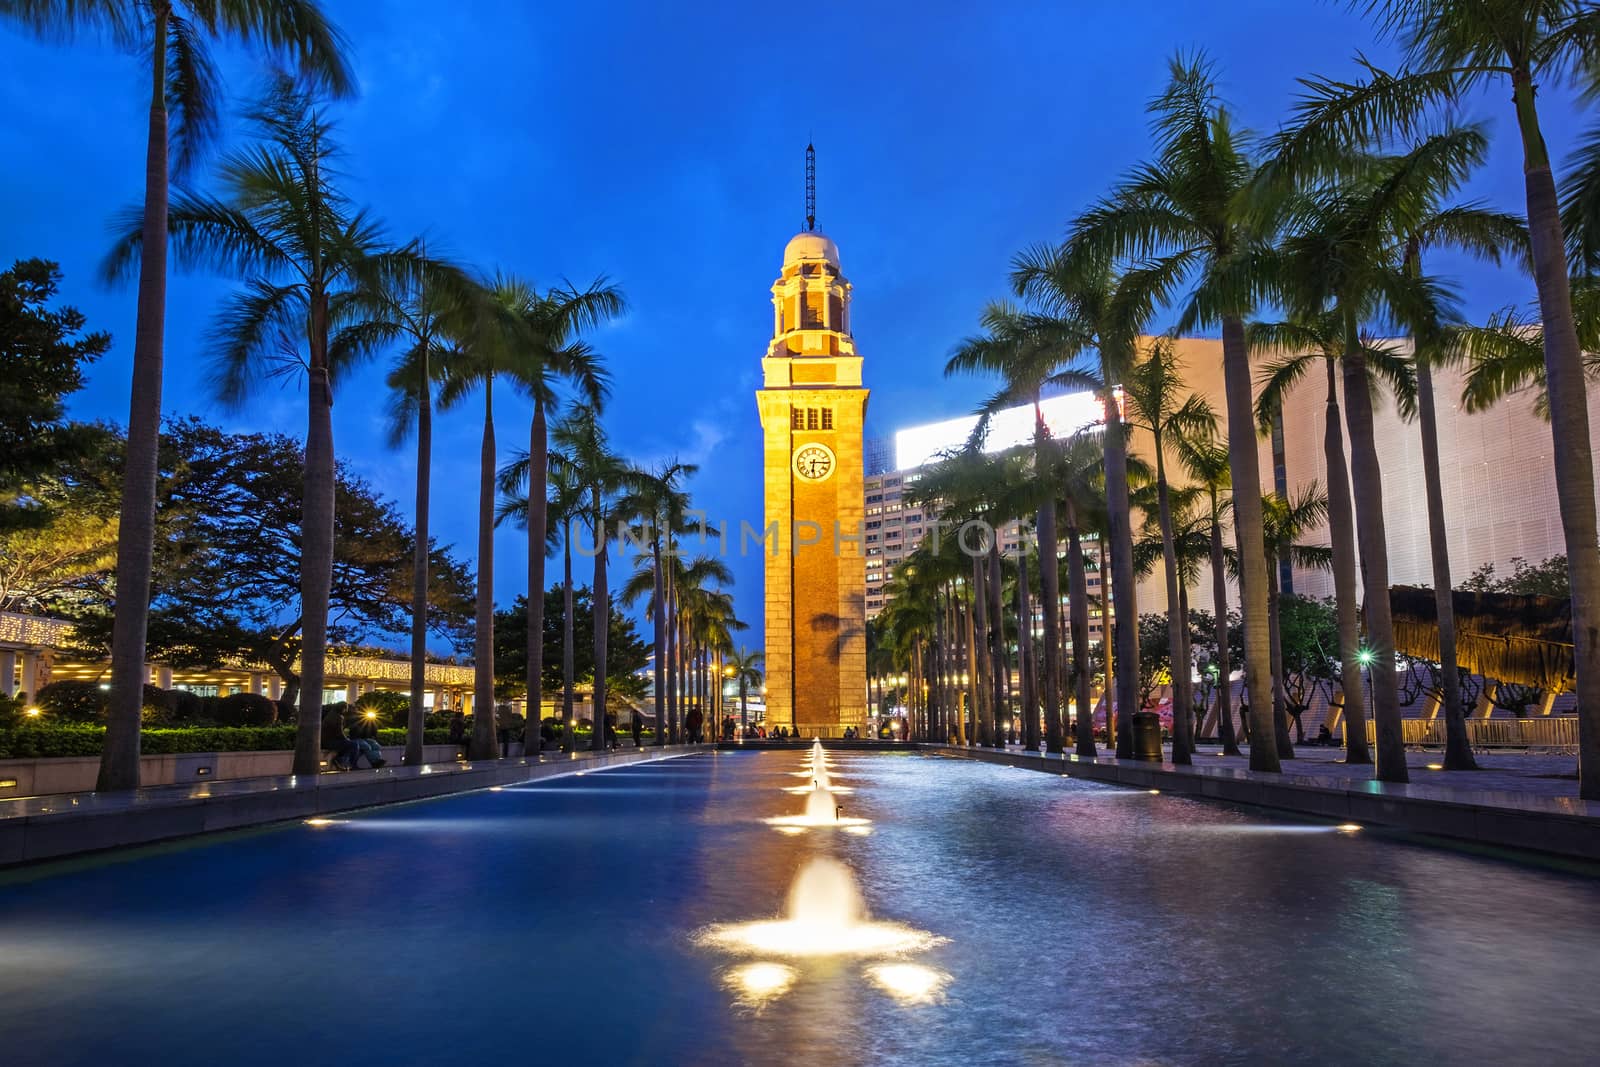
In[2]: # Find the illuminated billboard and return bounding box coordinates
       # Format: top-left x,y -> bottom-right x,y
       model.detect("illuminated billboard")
893,391 -> 1103,470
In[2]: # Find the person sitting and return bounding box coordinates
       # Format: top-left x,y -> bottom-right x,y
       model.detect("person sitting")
1315,723 -> 1334,746
448,711 -> 468,758
322,706 -> 363,771
349,710 -> 387,769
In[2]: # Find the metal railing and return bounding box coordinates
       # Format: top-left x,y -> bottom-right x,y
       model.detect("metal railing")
1367,717 -> 1579,750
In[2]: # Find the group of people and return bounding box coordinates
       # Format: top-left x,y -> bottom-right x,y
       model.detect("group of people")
321,707 -> 386,771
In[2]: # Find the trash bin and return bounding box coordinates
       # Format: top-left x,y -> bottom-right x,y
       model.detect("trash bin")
1131,711 -> 1163,761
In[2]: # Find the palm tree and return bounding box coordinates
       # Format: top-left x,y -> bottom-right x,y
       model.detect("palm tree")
1121,337 -> 1217,763
1272,131 -> 1515,781
496,280 -> 620,757
1280,0 -> 1600,796
1051,432 -> 1109,757
725,646 -> 763,737
1249,315 -> 1392,766
550,405 -> 642,751
107,81 -> 382,776
1063,54 -> 1287,771
1131,481 -> 1209,754
351,245 -> 480,766
438,277 -> 532,761
1172,433 -> 1241,755
946,302 -> 1101,753
617,461 -> 696,746
1257,486 -> 1333,759
8,0 -> 353,791
1008,250 -> 1161,759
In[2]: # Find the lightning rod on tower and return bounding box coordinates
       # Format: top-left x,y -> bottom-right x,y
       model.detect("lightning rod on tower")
805,142 -> 816,233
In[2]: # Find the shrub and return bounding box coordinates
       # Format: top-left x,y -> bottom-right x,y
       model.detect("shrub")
166,688 -> 208,723
213,692 -> 278,727
354,690 -> 411,729
34,680 -> 169,724
0,724 -> 457,759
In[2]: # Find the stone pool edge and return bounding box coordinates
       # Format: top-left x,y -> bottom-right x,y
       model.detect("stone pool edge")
926,744 -> 1600,862
0,747 -> 700,868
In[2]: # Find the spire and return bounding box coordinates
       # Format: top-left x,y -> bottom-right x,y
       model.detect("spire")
805,142 -> 816,233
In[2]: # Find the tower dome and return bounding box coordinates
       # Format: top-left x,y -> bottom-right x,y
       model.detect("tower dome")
783,231 -> 840,267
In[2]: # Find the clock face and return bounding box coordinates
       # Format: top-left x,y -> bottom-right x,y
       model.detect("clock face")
793,442 -> 836,482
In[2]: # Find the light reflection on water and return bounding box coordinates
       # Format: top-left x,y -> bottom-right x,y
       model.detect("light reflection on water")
0,751 -> 1596,1066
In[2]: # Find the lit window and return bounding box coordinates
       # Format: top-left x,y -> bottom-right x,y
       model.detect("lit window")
791,407 -> 804,430
821,408 -> 834,430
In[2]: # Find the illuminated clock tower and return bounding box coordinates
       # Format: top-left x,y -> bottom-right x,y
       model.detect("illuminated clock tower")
755,157 -> 868,739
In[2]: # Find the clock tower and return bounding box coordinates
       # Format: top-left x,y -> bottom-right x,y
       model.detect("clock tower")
755,208 -> 869,739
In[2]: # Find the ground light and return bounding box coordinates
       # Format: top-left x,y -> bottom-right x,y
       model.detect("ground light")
1338,823 -> 1362,833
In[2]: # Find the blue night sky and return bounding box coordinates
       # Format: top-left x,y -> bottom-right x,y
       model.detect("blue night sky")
1,1 -> 1589,652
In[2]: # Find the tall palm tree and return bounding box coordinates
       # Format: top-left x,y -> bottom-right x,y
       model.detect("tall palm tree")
1009,250 -> 1163,759
1063,54 -> 1287,770
946,302 -> 1101,753
349,245 -> 480,766
438,277 -> 532,761
1121,338 -> 1217,763
1249,315 -> 1397,766
8,0 -> 353,792
1272,132 -> 1510,781
550,405 -> 642,751
1051,432 -> 1110,757
617,461 -> 696,746
1280,0 -> 1600,796
1172,433 -> 1241,754
497,280 -> 620,757
107,81 -> 382,776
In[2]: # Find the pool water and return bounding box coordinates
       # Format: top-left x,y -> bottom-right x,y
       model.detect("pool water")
3,750 -> 1598,1066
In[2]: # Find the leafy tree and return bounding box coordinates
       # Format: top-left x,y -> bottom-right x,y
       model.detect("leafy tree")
493,588 -> 648,704
0,259 -> 110,532
68,420 -> 475,712
1461,555 -> 1571,598
1277,595 -> 1340,744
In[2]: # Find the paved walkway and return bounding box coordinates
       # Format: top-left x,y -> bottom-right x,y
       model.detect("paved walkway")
1156,743 -> 1579,799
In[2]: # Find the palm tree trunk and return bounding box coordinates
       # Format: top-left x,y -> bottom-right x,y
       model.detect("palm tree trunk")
562,523 -> 575,755
1176,582 -> 1195,753
591,501 -> 608,753
666,576 -> 679,744
962,582 -> 979,747
1413,354 -> 1477,770
652,536 -> 665,747
405,345 -> 431,767
987,540 -> 1007,748
295,290 -> 336,776
1513,75 -> 1600,797
1153,434 -> 1193,764
1017,550 -> 1038,749
971,551 -> 993,746
526,398 -> 548,759
1103,394 -> 1141,759
1038,496 -> 1065,753
100,12 -> 170,792
1209,500 -> 1239,755
1220,315 -> 1279,771
1065,513 -> 1096,758
470,376 -> 499,761
1267,570 -> 1295,759
1341,330 -> 1407,782
1323,357 -> 1370,765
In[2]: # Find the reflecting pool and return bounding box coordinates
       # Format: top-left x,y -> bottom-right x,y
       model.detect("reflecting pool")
2,751 -> 1598,1066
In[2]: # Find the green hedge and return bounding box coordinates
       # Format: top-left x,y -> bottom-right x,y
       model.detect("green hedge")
0,725 -> 453,760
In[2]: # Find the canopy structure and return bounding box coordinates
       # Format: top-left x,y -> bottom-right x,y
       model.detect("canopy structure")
1389,585 -> 1574,691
